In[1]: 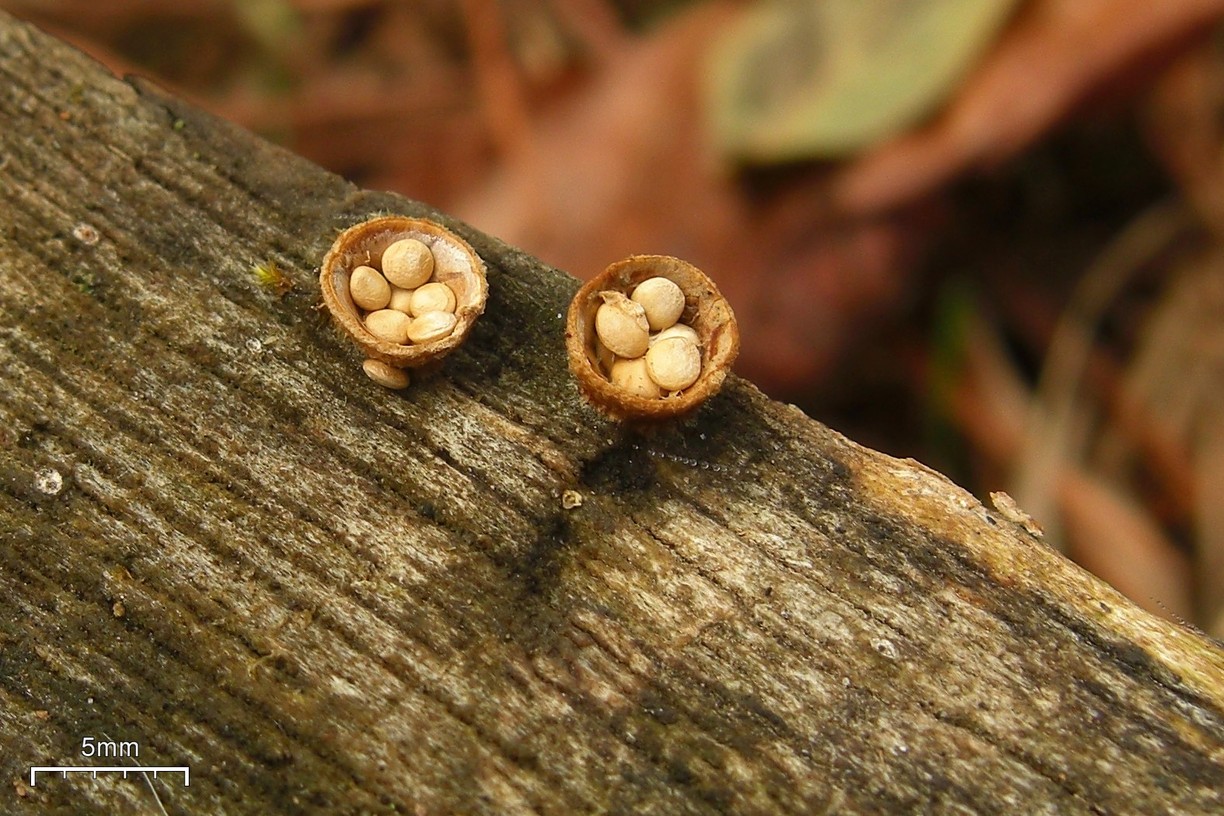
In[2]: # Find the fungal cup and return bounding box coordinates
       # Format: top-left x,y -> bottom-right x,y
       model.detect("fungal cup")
566,255 -> 739,421
320,216 -> 488,383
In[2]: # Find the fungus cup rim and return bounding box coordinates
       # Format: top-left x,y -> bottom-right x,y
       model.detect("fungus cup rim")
566,255 -> 740,421
320,216 -> 488,368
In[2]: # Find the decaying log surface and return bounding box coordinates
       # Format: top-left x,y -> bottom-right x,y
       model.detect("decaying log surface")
1,11 -> 1222,815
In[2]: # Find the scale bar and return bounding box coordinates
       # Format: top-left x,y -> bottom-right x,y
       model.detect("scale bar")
30,766 -> 190,787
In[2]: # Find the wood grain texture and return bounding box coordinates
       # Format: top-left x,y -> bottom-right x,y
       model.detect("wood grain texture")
1,11 -> 1222,814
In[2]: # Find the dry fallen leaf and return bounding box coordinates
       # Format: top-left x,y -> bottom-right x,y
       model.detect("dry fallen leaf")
832,0 -> 1224,215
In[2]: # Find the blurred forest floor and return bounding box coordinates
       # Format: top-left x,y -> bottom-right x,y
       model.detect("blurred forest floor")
6,0 -> 1222,637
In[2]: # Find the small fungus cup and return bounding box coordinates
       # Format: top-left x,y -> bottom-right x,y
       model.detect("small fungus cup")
320,216 -> 488,387
566,255 -> 739,421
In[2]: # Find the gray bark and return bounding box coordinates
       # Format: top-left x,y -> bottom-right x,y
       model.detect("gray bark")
1,11 -> 1221,815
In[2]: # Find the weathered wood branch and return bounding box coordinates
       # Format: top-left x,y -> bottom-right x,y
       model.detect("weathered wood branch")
1,12 -> 1222,814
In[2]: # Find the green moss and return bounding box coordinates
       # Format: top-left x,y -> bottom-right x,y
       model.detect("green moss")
251,259 -> 292,297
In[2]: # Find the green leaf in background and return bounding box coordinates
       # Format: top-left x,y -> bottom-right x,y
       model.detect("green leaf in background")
706,0 -> 1021,163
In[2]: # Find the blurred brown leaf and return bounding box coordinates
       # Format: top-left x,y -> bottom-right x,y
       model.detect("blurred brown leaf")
1143,41 -> 1224,234
833,0 -> 1224,215
456,1 -> 928,394
1060,469 -> 1194,621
